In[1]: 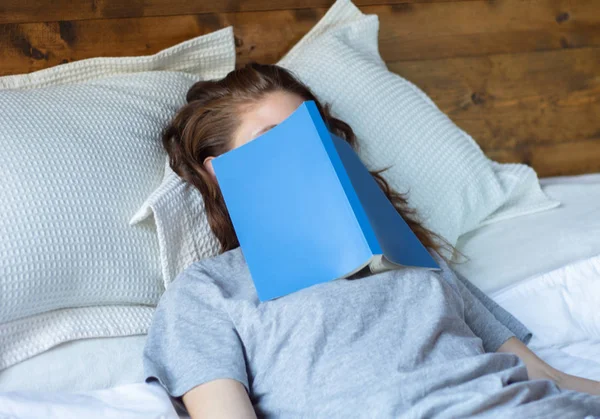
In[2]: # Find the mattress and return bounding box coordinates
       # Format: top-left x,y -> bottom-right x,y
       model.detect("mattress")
453,172 -> 600,293
1,172 -> 599,396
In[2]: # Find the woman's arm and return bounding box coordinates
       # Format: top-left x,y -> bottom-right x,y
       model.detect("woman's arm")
183,379 -> 257,419
498,337 -> 600,396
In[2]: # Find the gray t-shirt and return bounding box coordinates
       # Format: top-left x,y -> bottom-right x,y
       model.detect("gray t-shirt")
143,248 -> 600,418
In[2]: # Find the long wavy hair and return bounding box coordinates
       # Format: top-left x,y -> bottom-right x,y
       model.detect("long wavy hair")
162,63 -> 461,264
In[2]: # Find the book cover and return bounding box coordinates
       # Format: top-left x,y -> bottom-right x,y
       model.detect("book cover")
213,101 -> 440,302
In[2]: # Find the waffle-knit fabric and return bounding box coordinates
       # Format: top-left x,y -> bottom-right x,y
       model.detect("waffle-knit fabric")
130,162 -> 221,289
278,0 -> 559,251
0,28 -> 235,370
0,306 -> 154,370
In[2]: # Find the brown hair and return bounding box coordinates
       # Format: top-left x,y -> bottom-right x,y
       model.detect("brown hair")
163,62 -> 462,264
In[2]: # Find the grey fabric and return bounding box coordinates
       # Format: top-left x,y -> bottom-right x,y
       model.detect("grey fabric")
143,248 -> 600,418
452,269 -> 533,346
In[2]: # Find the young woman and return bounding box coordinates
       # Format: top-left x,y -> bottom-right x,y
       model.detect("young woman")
144,63 -> 600,418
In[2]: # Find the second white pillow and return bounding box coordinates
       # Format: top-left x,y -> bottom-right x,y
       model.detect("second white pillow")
278,0 -> 559,253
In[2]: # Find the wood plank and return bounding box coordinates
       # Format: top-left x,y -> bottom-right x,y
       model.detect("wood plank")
0,1 -> 598,177
376,0 -> 600,63
0,10 -> 325,76
0,0 -> 480,25
387,47 -> 600,150
1,0 -> 599,76
488,137 -> 600,177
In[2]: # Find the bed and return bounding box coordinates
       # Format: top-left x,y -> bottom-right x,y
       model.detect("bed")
1,0 -> 599,417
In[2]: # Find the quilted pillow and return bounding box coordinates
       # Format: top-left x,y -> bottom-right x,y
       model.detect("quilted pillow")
278,0 -> 559,252
0,27 -> 235,370
132,0 -> 559,288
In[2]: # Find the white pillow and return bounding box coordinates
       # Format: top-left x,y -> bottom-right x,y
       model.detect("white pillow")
0,27 -> 235,370
278,0 -> 559,252
130,161 -> 220,289
132,0 -> 559,287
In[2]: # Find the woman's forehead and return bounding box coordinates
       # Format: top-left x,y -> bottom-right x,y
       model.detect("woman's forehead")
232,91 -> 305,148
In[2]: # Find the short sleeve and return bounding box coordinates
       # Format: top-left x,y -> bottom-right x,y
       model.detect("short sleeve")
452,277 -> 516,352
430,249 -> 530,353
143,266 -> 249,401
451,268 -> 532,346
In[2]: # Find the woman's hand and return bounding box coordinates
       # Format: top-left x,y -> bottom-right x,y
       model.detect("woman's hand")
498,337 -> 600,396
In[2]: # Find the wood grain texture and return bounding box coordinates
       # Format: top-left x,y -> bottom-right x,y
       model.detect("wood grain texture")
0,0 -> 598,176
487,137 -> 600,178
388,46 -> 600,176
0,0 -> 480,24
377,0 -> 600,62
2,1 -> 598,75
388,47 -> 600,148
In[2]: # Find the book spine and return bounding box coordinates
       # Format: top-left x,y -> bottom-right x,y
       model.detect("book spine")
306,103 -> 380,255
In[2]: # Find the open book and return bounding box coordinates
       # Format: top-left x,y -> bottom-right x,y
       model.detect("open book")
213,101 -> 441,301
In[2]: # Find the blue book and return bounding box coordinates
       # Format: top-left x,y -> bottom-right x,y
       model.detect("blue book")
213,101 -> 441,302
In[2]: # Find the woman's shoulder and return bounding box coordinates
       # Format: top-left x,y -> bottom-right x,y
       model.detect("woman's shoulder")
167,246 -> 252,300
427,247 -> 452,275
181,246 -> 246,276
426,247 -> 463,295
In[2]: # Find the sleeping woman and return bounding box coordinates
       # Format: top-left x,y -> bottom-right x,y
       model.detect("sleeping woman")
143,63 -> 600,418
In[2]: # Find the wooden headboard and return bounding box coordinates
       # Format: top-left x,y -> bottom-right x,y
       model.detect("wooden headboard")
1,0 -> 599,177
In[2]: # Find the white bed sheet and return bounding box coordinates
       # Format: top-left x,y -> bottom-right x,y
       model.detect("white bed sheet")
0,335 -> 147,392
1,172 -> 598,399
453,172 -> 600,293
492,252 -> 600,381
0,381 -> 181,419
